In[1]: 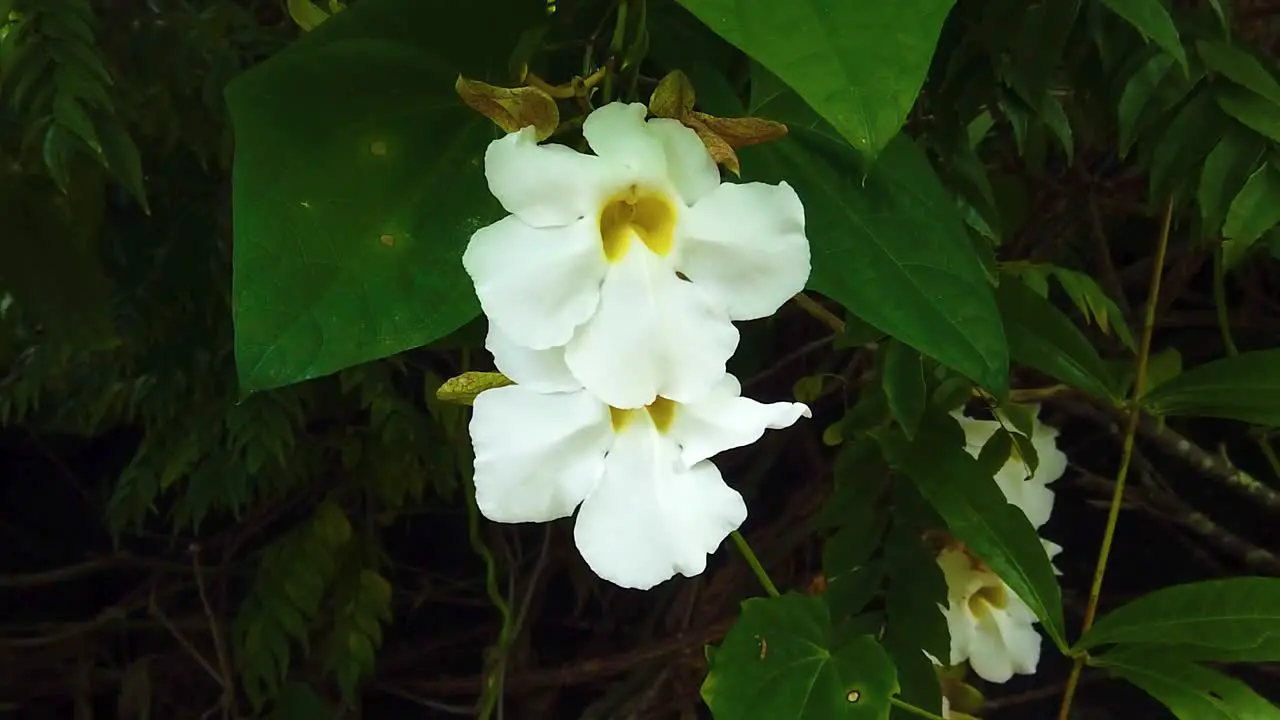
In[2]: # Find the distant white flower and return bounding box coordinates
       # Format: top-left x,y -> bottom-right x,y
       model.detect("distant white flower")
951,404 -> 1067,529
468,326 -> 810,590
937,544 -> 1042,683
463,101 -> 810,409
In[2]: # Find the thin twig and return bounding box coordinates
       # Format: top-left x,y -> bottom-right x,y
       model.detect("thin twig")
190,545 -> 238,720
1058,198 -> 1173,720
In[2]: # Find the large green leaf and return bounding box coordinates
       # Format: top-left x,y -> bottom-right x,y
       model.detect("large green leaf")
882,489 -> 948,715
1141,349 -> 1280,425
1118,53 -> 1179,155
1222,163 -> 1280,265
1078,577 -> 1280,659
1149,90 -> 1224,201
702,593 -> 899,719
1098,0 -> 1188,74
1096,647 -> 1280,720
676,0 -> 955,160
876,413 -> 1066,650
996,275 -> 1117,400
1197,40 -> 1280,106
227,0 -> 544,392
1198,127 -> 1265,236
882,340 -> 927,439
740,127 -> 1008,393
1216,85 -> 1280,144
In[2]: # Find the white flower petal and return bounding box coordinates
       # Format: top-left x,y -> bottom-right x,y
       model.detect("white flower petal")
573,423 -> 746,589
582,102 -> 669,182
670,374 -> 811,466
565,246 -> 739,408
675,181 -> 810,320
968,604 -> 1042,683
484,127 -> 617,227
647,117 -> 721,205
1042,538 -> 1064,576
463,215 -> 608,350
994,461 -> 1056,529
485,322 -> 580,393
470,386 -> 611,523
1031,422 -> 1068,486
951,410 -> 1001,455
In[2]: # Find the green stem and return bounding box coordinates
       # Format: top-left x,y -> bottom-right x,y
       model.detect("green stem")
890,697 -> 947,720
1212,246 -> 1240,356
457,350 -> 513,720
600,0 -> 628,104
731,530 -> 779,597
1058,199 -> 1173,720
1212,246 -> 1280,479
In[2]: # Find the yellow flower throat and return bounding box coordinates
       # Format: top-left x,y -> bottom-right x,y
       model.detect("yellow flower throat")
610,397 -> 676,434
599,186 -> 676,262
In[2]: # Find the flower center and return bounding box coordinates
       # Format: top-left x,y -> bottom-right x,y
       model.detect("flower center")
609,397 -> 678,434
599,185 -> 676,262
966,583 -> 1008,618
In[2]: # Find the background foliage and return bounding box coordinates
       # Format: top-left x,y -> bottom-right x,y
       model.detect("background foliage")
5,0 -> 1280,717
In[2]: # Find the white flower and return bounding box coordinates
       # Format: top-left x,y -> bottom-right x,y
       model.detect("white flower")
937,545 -> 1042,683
951,404 -> 1067,529
462,101 -> 810,409
468,326 -> 811,590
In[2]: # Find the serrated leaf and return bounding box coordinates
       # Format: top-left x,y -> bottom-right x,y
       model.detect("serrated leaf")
740,124 -> 1008,394
227,0 -> 545,393
1047,265 -> 1136,350
676,0 -> 954,160
996,275 -> 1117,398
96,118 -> 149,214
1197,40 -> 1280,106
1098,0 -> 1188,74
1198,127 -> 1264,235
877,413 -> 1066,650
883,340 -> 927,439
1141,349 -> 1280,425
1222,163 -> 1280,266
702,593 -> 899,719
1078,577 -> 1280,658
1216,85 -> 1280,144
268,682 -> 334,720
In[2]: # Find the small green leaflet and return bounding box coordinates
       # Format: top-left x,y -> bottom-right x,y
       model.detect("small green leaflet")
676,0 -> 956,160
876,413 -> 1066,650
1223,163 -> 1280,267
1141,349 -> 1280,426
702,593 -> 899,719
226,0 -> 545,393
1095,647 -> 1280,720
1098,0 -> 1189,75
1078,577 -> 1280,659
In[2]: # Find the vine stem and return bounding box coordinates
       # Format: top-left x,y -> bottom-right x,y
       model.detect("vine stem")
730,530 -> 779,597
1213,246 -> 1280,479
890,698 -> 947,720
455,351 -> 513,720
1057,198 -> 1173,720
